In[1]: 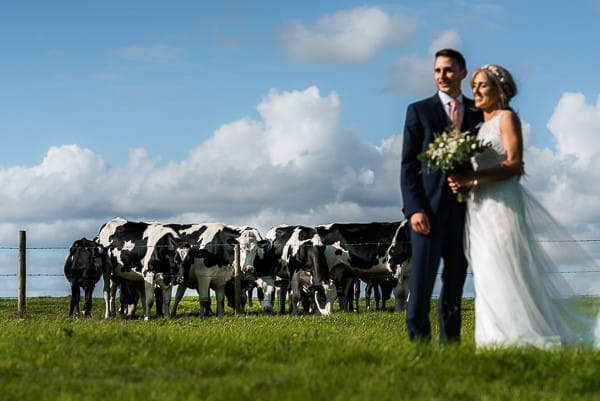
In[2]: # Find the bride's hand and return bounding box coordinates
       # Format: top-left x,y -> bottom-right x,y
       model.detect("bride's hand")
448,174 -> 474,194
447,175 -> 460,194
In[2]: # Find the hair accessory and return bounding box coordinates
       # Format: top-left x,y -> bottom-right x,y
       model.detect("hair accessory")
482,64 -> 505,83
480,64 -> 516,102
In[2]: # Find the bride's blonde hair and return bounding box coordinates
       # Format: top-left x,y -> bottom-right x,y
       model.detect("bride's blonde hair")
471,64 -> 517,109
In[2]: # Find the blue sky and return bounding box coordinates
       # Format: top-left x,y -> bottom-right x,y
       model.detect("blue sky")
3,0 -> 600,167
1,1 -> 599,297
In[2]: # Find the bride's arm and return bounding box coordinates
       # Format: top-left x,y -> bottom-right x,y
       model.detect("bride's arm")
476,110 -> 524,183
448,111 -> 524,192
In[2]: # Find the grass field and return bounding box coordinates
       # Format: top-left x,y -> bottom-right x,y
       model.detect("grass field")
1,297 -> 598,401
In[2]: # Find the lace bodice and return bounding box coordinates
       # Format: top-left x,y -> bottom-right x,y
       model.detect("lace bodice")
472,113 -> 506,171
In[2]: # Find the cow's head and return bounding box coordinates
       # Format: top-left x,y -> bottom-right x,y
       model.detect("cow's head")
227,229 -> 269,274
287,232 -> 336,315
386,220 -> 412,276
311,280 -> 337,316
65,237 -> 107,286
174,243 -> 210,285
150,233 -> 183,286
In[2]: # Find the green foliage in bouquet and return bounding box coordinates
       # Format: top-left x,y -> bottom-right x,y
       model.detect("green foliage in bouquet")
417,125 -> 490,202
417,125 -> 490,174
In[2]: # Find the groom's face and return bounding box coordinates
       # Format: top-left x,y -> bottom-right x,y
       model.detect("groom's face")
434,56 -> 467,97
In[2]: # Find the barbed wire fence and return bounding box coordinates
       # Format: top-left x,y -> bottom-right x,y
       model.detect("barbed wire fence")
1,231 -> 600,312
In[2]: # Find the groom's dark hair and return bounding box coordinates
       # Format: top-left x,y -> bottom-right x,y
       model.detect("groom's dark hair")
435,48 -> 466,70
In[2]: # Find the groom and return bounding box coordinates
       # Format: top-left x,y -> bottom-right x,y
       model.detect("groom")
400,49 -> 483,343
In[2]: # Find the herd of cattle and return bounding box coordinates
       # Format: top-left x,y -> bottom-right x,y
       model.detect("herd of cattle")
63,217 -> 412,319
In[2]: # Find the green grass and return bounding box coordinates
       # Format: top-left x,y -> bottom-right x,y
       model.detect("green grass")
0,297 -> 598,401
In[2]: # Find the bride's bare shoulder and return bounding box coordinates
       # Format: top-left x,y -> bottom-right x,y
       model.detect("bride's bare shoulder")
499,110 -> 522,132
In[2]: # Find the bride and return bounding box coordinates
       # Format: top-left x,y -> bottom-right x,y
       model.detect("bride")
448,64 -> 599,348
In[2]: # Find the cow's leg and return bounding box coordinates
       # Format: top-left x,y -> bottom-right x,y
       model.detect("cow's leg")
197,276 -> 211,318
215,285 -> 226,317
104,284 -> 111,319
103,260 -> 112,319
353,279 -> 360,313
340,277 -> 353,312
69,284 -> 80,317
381,282 -> 393,312
247,287 -> 254,307
336,282 -> 345,311
143,273 -> 156,320
374,284 -> 382,311
289,274 -> 302,315
394,262 -> 411,312
109,279 -> 118,317
161,285 -> 172,318
365,282 -> 372,311
83,285 -> 94,317
345,280 -> 355,313
276,280 -> 289,315
154,286 -> 164,317
171,284 -> 187,317
120,280 -> 140,318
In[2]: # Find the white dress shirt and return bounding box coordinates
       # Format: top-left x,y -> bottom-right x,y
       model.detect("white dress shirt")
438,91 -> 464,128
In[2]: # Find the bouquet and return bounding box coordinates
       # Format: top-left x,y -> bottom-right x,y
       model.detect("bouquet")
417,125 -> 490,202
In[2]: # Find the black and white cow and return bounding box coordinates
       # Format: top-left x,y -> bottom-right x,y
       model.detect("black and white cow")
96,218 -> 181,320
258,225 -> 337,315
63,237 -> 108,318
169,223 -> 268,317
315,221 -> 412,312
364,277 -> 396,311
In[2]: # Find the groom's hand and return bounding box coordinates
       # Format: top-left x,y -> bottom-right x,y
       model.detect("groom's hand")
410,211 -> 430,235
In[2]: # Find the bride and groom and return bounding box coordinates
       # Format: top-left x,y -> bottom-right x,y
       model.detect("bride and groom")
400,48 -> 599,348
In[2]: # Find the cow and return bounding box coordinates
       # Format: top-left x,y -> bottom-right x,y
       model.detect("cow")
114,280 -> 165,318
96,217 -> 181,320
258,225 -> 337,315
342,278 -> 361,313
63,237 -> 108,318
315,221 -> 412,312
169,223 -> 268,317
364,277 -> 396,311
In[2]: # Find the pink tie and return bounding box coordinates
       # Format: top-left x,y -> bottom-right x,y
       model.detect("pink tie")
450,98 -> 460,129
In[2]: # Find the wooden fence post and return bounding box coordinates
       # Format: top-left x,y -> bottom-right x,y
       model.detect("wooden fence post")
17,230 -> 26,313
233,243 -> 242,315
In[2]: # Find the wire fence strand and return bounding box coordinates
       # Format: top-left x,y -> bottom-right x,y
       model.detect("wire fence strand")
1,238 -> 600,251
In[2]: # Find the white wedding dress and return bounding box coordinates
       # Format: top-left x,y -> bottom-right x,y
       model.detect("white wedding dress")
465,112 -> 599,348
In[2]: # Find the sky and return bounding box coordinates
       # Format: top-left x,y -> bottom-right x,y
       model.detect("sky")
1,0 -> 599,298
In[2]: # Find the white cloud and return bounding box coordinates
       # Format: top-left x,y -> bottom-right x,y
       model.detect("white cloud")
259,86 -> 341,167
427,29 -> 461,55
387,54 -> 432,96
523,92 -> 600,226
387,30 -> 462,96
281,6 -> 417,63
2,87 -> 599,297
0,86 -> 403,250
547,92 -> 600,166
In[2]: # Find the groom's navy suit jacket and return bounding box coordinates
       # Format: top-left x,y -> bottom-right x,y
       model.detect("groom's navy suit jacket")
400,93 -> 482,342
401,93 -> 481,218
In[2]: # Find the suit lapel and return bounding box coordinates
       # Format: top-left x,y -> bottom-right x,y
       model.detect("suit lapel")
428,94 -> 449,134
